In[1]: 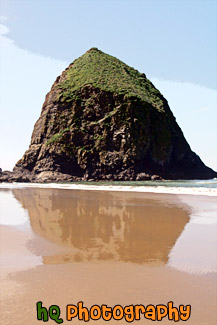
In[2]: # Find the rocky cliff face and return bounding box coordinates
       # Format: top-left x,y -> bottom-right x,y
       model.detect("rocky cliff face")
3,48 -> 216,182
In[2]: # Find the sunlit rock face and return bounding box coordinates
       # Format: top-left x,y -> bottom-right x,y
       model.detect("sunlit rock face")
12,48 -> 216,182
13,188 -> 189,265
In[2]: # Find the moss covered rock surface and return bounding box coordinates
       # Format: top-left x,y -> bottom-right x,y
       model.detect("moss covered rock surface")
12,48 -> 216,182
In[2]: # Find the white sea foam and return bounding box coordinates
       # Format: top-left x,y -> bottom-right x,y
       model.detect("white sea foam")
0,182 -> 216,196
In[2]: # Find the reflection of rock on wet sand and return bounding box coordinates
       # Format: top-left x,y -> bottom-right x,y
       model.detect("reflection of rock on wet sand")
13,188 -> 189,265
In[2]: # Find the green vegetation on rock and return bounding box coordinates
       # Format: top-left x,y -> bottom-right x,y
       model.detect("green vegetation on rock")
46,128 -> 70,145
57,48 -> 165,112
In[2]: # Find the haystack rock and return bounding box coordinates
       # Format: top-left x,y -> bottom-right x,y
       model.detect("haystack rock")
9,48 -> 217,182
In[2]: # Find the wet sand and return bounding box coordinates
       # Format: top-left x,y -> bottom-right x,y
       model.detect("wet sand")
0,188 -> 217,324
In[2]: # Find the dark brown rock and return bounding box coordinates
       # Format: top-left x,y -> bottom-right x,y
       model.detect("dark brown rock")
4,48 -> 216,182
136,173 -> 152,181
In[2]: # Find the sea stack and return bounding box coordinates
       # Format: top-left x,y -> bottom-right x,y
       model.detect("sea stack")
10,48 -> 217,182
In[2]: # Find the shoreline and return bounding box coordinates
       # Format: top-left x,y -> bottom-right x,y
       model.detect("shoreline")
1,259 -> 217,324
0,181 -> 216,196
0,188 -> 217,324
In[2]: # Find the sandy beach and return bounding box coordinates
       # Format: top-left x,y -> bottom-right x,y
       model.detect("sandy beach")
0,187 -> 217,324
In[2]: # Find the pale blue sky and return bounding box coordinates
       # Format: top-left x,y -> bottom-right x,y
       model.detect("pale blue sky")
0,0 -> 216,172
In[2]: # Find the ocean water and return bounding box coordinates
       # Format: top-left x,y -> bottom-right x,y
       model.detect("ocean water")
75,178 -> 217,188
0,178 -> 217,196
